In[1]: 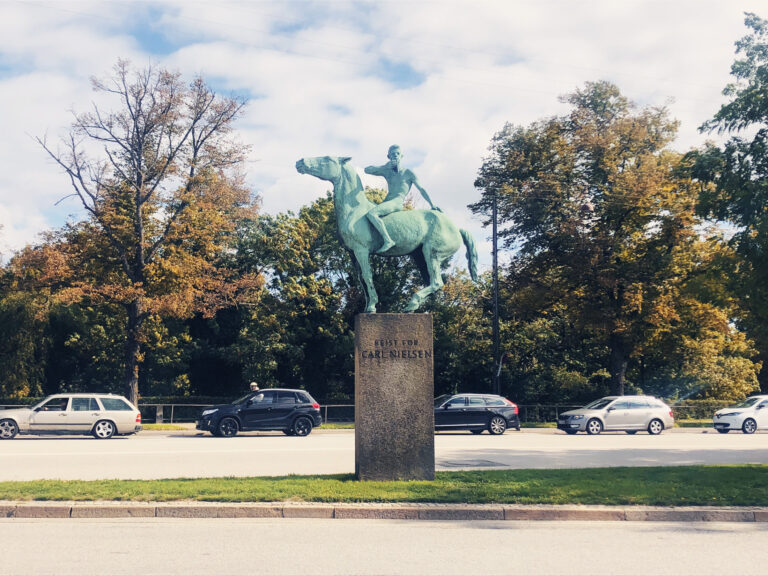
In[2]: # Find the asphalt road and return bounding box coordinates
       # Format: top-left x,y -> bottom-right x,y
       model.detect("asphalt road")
2,518 -> 767,575
1,428 -> 767,481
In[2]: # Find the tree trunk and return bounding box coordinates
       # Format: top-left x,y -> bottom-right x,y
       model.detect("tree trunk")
609,332 -> 627,396
122,299 -> 143,405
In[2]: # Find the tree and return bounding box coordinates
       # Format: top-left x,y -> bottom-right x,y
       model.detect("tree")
471,81 -> 754,396
694,13 -> 768,391
38,60 -> 260,403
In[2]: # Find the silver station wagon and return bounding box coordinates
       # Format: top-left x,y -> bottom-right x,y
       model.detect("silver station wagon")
557,395 -> 675,435
0,393 -> 142,439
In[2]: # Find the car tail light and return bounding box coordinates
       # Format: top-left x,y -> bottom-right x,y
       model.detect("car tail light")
136,413 -> 142,423
504,398 -> 519,414
312,403 -> 320,409
669,410 -> 674,419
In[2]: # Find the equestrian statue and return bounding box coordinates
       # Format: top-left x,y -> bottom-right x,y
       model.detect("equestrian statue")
296,150 -> 477,313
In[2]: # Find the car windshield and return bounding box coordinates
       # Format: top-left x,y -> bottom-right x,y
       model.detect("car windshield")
583,398 -> 614,410
231,394 -> 253,406
732,397 -> 761,408
434,395 -> 451,407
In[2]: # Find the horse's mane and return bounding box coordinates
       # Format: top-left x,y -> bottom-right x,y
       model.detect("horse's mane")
338,158 -> 372,210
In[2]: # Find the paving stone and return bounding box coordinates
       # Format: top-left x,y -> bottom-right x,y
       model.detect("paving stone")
504,506 -> 625,521
334,506 -> 419,519
282,505 -> 334,519
625,508 -> 755,522
417,506 -> 504,521
15,503 -> 71,518
71,504 -> 156,518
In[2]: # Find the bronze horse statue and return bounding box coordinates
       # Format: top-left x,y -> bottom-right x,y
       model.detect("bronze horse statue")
296,156 -> 477,312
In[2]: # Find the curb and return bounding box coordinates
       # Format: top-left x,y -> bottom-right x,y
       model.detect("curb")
1,502 -> 767,522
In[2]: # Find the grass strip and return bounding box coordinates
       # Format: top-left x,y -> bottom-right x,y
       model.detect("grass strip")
1,465 -> 766,506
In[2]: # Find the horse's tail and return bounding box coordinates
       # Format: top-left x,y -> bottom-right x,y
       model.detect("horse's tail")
460,229 -> 478,281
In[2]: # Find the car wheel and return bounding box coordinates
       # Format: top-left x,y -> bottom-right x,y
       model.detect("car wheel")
716,429 -> 730,434
218,417 -> 239,437
488,416 -> 507,435
647,419 -> 664,435
293,416 -> 313,437
625,430 -> 637,435
470,429 -> 483,435
742,418 -> 757,434
0,419 -> 19,440
92,420 -> 115,439
586,418 -> 602,435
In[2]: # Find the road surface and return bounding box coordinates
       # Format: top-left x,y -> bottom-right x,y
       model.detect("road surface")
1,428 -> 767,481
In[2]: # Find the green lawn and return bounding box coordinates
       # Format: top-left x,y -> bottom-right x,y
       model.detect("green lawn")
1,466 -> 765,506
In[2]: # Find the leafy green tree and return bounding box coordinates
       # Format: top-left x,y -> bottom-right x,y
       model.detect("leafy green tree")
694,12 -> 768,391
472,81 -> 759,398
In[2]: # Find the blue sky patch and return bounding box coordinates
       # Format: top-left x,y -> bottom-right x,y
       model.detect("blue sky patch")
371,57 -> 426,89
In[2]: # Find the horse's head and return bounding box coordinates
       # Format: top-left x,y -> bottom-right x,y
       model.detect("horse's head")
295,156 -> 352,183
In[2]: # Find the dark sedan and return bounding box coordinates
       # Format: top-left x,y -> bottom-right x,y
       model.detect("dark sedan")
196,388 -> 322,437
434,393 -> 520,435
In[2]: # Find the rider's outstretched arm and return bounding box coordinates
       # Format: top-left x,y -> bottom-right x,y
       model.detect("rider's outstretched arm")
411,172 -> 440,211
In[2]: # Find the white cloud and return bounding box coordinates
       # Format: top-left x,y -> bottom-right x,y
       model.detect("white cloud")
1,0 -> 766,271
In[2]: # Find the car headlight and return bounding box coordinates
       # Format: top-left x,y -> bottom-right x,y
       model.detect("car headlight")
570,415 -> 584,420
201,409 -> 218,417
719,412 -> 739,417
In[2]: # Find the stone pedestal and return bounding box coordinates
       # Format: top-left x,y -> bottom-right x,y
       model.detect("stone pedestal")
355,313 -> 435,481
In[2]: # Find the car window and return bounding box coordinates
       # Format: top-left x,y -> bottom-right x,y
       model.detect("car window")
759,401 -> 768,408
296,392 -> 312,404
72,397 -> 99,411
584,398 -> 614,410
434,394 -> 451,407
484,397 -> 506,406
468,397 -> 485,406
99,397 -> 133,411
38,397 -> 69,411
628,400 -> 649,409
277,391 -> 297,404
610,401 -> 630,410
250,391 -> 275,405
446,396 -> 466,408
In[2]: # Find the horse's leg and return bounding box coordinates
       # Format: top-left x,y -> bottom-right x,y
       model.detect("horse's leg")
405,243 -> 445,312
353,247 -> 378,313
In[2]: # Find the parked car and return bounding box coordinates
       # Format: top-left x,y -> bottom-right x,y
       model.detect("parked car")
196,388 -> 322,437
713,395 -> 768,434
434,393 -> 520,435
557,395 -> 674,435
0,393 -> 142,440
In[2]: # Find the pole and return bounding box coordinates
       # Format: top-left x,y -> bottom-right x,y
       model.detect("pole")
492,188 -> 500,395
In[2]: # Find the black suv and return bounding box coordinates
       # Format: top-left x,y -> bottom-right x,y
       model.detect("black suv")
434,393 -> 520,434
196,389 -> 323,437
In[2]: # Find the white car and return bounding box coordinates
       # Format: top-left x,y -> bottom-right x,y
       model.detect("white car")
713,395 -> 768,434
0,393 -> 142,439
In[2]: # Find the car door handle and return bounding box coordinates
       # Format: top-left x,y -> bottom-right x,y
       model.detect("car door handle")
59,413 -> 67,417
92,413 -> 101,416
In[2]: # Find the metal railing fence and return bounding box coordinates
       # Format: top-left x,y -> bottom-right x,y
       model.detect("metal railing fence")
0,402 -> 729,424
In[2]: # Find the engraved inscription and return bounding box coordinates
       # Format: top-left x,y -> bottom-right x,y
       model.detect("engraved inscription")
360,337 -> 432,361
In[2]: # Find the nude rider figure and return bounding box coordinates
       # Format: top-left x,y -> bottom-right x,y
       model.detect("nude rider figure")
364,145 -> 440,253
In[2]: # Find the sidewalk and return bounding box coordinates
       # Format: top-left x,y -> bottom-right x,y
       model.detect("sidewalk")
2,501 -> 766,522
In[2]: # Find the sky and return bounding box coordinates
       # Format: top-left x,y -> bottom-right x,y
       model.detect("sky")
0,0 -> 765,270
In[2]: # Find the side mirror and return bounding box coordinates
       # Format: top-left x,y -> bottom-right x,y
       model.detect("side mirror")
606,407 -> 614,412
443,404 -> 451,409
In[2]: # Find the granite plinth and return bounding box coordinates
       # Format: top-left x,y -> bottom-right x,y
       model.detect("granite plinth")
355,313 -> 435,481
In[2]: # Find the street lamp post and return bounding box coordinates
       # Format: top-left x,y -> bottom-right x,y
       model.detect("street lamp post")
492,188 -> 500,395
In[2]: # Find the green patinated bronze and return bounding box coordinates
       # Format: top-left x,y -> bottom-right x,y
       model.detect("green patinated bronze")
296,153 -> 477,313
